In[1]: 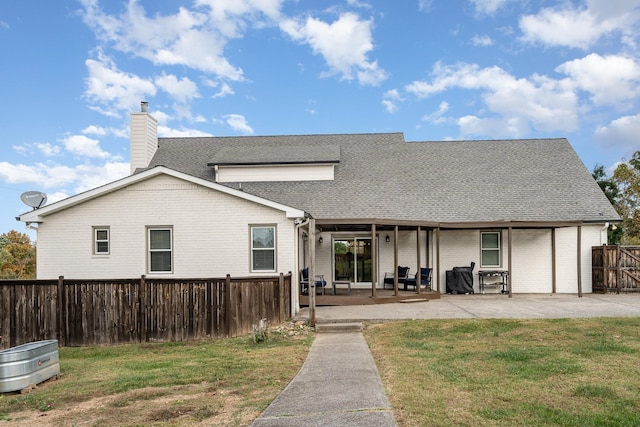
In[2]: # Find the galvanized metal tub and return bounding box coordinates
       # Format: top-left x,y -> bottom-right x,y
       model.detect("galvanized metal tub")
0,340 -> 60,393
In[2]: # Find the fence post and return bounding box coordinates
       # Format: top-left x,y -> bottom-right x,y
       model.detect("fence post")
139,275 -> 146,343
279,273 -> 285,323
602,246 -> 608,292
57,276 -> 65,347
225,274 -> 232,337
616,245 -> 622,293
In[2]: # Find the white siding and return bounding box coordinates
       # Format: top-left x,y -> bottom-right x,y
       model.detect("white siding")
438,230 -> 480,293
35,174 -> 297,279
555,227 -> 579,293
217,164 -> 335,182
511,229 -> 553,293
431,226 -> 602,294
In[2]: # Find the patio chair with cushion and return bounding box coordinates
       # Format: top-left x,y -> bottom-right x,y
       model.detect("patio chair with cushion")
300,267 -> 327,295
403,267 -> 432,291
383,266 -> 410,290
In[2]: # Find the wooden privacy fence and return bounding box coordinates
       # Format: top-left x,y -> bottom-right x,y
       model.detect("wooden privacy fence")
0,273 -> 291,349
592,246 -> 640,293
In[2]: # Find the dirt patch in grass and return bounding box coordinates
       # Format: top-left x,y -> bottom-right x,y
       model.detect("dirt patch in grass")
5,383 -> 257,426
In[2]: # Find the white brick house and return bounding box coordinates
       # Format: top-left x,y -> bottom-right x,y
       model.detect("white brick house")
19,103 -> 620,310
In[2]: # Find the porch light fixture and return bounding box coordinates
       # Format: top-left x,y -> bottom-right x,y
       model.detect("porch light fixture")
385,235 -> 390,243
319,236 -> 323,243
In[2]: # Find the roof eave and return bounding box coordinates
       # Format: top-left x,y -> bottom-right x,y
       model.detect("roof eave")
18,166 -> 306,223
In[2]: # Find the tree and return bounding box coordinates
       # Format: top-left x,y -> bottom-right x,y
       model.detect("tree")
0,230 -> 36,279
612,151 -> 640,244
593,164 -> 623,244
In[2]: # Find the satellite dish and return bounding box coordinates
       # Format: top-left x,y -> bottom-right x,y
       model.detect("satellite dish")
20,191 -> 47,209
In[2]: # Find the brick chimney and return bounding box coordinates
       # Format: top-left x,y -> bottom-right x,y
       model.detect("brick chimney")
129,101 -> 158,174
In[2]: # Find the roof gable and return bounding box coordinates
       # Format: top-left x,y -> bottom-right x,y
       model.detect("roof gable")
19,166 -> 305,224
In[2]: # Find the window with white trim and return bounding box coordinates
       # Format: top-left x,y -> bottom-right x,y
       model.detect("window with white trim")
481,231 -> 501,267
148,227 -> 173,273
93,227 -> 110,255
251,226 -> 276,272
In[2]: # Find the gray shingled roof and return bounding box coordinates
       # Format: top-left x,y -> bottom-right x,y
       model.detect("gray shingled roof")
146,132 -> 620,225
208,144 -> 340,165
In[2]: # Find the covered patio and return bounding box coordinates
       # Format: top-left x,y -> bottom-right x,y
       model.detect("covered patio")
297,217 -> 593,309
299,287 -> 441,306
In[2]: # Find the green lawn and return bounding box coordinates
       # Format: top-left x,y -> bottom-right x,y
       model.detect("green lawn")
365,317 -> 640,427
2,318 -> 639,426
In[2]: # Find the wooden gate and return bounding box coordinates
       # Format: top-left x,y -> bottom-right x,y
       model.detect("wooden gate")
592,246 -> 640,293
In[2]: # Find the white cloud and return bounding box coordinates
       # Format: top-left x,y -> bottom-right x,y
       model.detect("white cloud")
556,53 -> 640,108
79,0 -> 283,80
72,161 -> 130,193
212,82 -> 235,98
195,0 -> 283,36
471,35 -> 493,46
0,158 -> 130,197
61,135 -> 110,159
346,0 -> 373,9
595,113 -> 640,150
223,114 -> 254,134
422,101 -> 449,124
280,12 -> 388,86
0,162 -> 79,189
13,143 -> 61,157
405,62 -> 578,137
157,125 -> 212,138
382,89 -> 402,114
154,74 -> 200,104
418,0 -> 434,12
82,125 -> 108,136
458,115 -> 530,138
84,52 -> 157,117
469,0 -> 511,15
519,0 -> 640,49
45,191 -> 72,205
35,143 -> 61,157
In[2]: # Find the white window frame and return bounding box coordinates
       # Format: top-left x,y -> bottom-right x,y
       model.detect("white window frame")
250,225 -> 276,272
480,231 -> 501,268
93,227 -> 110,255
148,227 -> 173,273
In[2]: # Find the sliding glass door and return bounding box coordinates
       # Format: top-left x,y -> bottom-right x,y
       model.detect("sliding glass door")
333,237 -> 373,284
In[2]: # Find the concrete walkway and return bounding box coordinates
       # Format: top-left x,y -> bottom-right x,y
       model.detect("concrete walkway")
251,332 -> 396,427
252,293 -> 640,426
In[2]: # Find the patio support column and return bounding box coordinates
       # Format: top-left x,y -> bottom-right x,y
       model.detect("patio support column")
309,219 -> 316,326
416,226 -> 421,294
394,225 -> 399,296
577,225 -> 583,297
436,227 -> 440,293
371,223 -> 377,297
508,227 -> 513,298
551,228 -> 556,294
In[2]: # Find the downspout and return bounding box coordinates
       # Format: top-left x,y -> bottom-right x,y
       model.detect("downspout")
601,222 -> 609,245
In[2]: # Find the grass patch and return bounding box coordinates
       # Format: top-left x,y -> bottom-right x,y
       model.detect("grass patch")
0,324 -> 313,426
365,317 -> 640,427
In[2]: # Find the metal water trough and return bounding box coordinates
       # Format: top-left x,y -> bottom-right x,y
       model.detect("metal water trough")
0,340 -> 60,393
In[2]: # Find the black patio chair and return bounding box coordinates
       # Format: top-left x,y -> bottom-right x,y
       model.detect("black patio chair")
403,267 -> 432,291
300,267 -> 327,295
383,266 -> 410,290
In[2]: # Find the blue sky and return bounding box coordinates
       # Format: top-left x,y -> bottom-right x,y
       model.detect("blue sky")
1,0 -> 640,238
